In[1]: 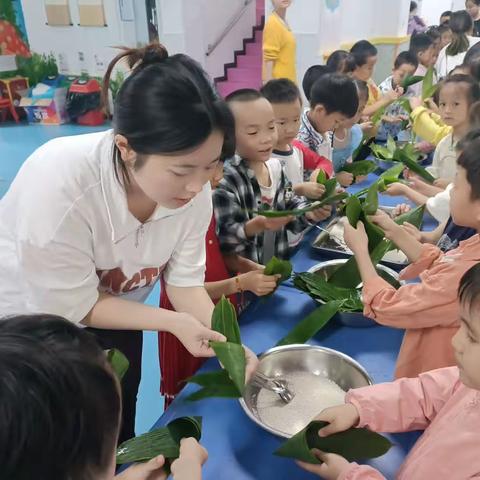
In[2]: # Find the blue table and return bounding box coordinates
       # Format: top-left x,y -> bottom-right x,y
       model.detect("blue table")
151,175 -> 433,479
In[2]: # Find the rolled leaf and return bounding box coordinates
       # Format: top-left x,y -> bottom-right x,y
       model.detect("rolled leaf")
264,256 -> 293,283
116,416 -> 202,464
274,421 -> 392,464
211,341 -> 246,394
107,349 -> 129,382
186,370 -> 241,401
341,160 -> 377,176
401,74 -> 424,89
276,300 -> 342,346
211,296 -> 240,344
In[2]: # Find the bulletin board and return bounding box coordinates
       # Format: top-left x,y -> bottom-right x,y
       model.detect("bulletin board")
78,0 -> 107,27
44,0 -> 72,26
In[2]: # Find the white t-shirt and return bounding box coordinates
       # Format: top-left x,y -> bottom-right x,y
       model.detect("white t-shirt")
0,130 -> 212,323
427,184 -> 452,223
272,146 -> 304,187
427,133 -> 457,181
436,36 -> 480,78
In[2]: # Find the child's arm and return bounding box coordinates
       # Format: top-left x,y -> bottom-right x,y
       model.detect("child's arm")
362,88 -> 402,117
384,182 -> 429,206
293,182 -> 326,199
402,220 -> 447,245
293,140 -> 334,178
410,104 -> 452,145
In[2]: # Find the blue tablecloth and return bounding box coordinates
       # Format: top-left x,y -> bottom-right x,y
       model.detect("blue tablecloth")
151,174 -> 433,479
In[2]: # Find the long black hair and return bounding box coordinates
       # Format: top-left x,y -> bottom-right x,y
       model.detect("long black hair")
0,314 -> 120,480
102,42 -> 235,184
447,10 -> 473,56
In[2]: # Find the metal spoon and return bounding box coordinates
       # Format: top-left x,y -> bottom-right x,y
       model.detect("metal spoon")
252,372 -> 295,404
312,224 -> 349,249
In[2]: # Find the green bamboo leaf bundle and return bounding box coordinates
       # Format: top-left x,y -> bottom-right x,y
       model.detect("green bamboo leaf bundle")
275,420 -> 392,464
107,349 -> 129,382
352,163 -> 405,199
276,300 -> 342,347
401,74 -> 424,89
264,256 -> 293,283
116,416 -> 202,464
393,148 -> 436,183
187,296 -> 246,400
341,160 -> 377,177
363,182 -> 379,215
316,170 -> 338,198
422,67 -> 438,100
371,105 -> 386,126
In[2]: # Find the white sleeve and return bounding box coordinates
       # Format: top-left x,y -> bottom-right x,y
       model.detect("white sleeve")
18,225 -> 99,325
426,184 -> 452,223
163,183 -> 212,288
426,137 -> 443,178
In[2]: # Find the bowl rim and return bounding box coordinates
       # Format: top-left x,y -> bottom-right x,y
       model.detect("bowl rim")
239,344 -> 374,438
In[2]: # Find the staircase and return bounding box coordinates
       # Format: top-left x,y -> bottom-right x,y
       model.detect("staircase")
215,0 -> 265,98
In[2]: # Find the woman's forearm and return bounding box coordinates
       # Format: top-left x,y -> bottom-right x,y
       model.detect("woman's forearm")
166,285 -> 214,328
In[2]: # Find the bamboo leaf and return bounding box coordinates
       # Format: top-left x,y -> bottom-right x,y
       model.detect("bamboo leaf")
341,160 -> 377,176
421,67 -> 437,100
401,74 -> 424,89
352,136 -> 375,162
363,182 -> 379,216
386,136 -> 397,155
107,349 -> 129,382
264,256 -> 293,283
211,341 -> 246,395
276,301 -> 342,346
316,169 -> 327,185
394,149 -> 436,183
116,416 -> 202,464
345,196 -> 362,227
211,296 -> 240,344
186,371 -> 241,401
396,96 -> 412,114
275,421 -> 392,464
370,143 -> 393,160
371,105 -> 386,126
380,163 -> 404,182
323,178 -> 338,198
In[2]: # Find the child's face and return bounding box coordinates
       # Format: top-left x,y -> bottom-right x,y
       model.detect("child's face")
210,161 -> 224,189
310,104 -> 346,133
418,46 -> 438,68
441,30 -> 453,48
466,0 -> 480,19
272,0 -> 292,9
452,299 -> 480,389
392,63 -> 417,87
353,55 -> 377,82
450,166 -> 480,228
438,82 -> 470,129
340,95 -> 367,128
271,99 -> 302,147
230,98 -> 278,163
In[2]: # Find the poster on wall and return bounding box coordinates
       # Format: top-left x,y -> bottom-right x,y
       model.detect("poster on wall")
78,0 -> 107,27
44,0 -> 72,26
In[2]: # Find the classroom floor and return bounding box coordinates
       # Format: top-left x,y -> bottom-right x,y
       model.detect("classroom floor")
0,121 -> 164,435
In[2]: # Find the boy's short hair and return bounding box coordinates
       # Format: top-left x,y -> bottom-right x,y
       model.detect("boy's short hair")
302,65 -> 330,102
410,1 -> 417,12
354,79 -> 369,103
437,24 -> 451,35
326,50 -> 356,74
310,73 -> 359,118
458,263 -> 480,311
394,50 -> 419,70
260,78 -> 302,105
426,26 -> 441,42
409,33 -> 434,59
457,129 -> 480,200
350,40 -> 378,67
225,88 -> 263,103
440,10 -> 452,23
0,314 -> 120,480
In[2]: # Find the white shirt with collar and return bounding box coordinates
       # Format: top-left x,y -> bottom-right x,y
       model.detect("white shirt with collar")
0,130 -> 212,323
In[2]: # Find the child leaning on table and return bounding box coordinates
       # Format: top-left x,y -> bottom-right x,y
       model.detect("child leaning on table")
341,130 -> 480,379
298,262 -> 480,480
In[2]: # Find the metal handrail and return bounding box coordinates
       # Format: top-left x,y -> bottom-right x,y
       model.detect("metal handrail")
206,0 -> 255,56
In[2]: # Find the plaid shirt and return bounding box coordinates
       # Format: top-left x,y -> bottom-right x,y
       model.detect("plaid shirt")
213,156 -> 310,264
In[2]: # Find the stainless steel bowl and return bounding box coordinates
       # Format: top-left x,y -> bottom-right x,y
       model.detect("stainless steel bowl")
240,344 -> 373,438
307,259 -> 403,327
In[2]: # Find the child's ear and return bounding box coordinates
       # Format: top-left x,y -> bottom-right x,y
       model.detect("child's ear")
312,104 -> 326,118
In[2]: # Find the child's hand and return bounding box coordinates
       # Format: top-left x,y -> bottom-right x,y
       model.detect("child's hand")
382,115 -> 401,124
385,87 -> 402,102
263,216 -> 295,231
171,438 -> 208,480
360,121 -> 374,132
306,205 -> 332,223
243,344 -> 260,381
409,96 -> 423,110
116,455 -> 167,480
392,203 -> 411,217
297,450 -> 351,479
316,403 -> 361,436
414,141 -> 435,154
343,220 -> 369,255
240,270 -> 280,296
402,221 -> 423,242
384,182 -> 407,196
354,174 -> 368,184
368,210 -> 399,239
309,168 -> 326,184
297,181 -> 326,199
433,178 -> 451,189
336,171 -> 354,187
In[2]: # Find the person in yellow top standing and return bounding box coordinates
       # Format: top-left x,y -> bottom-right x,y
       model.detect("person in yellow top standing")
263,0 -> 297,83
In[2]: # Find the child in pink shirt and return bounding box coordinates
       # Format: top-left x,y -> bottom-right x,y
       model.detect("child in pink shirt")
297,262 -> 480,480
343,130 -> 480,379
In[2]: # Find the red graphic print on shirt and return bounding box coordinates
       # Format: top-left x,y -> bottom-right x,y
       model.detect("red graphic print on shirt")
96,266 -> 165,295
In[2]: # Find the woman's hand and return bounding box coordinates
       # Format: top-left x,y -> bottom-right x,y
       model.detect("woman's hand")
297,450 -> 351,479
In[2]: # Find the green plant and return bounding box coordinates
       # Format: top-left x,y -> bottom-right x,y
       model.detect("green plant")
109,70 -> 125,101
16,52 -> 59,87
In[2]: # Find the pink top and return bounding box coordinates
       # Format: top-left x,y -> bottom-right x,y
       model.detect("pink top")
339,367 -> 480,480
362,235 -> 480,379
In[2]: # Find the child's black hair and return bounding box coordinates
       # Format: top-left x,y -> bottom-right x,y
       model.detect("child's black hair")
102,43 -> 235,185
440,10 -> 452,24
438,23 -> 451,35
0,314 -> 120,480
458,263 -> 480,311
350,40 -> 378,67
457,129 -> 480,200
225,88 -> 263,103
410,1 -> 418,13
409,33 -> 434,59
426,26 -> 442,43
310,73 -> 359,118
447,10 -> 473,57
354,79 -> 369,103
302,65 -> 330,101
441,73 -> 480,105
464,41 -> 480,66
326,50 -> 356,74
394,50 -> 419,70
260,78 -> 302,105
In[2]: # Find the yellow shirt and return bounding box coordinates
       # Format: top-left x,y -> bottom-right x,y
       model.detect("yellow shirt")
410,106 -> 452,146
367,78 -> 381,107
262,12 -> 297,83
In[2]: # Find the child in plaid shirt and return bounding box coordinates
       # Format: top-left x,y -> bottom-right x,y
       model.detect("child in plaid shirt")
214,89 -> 331,272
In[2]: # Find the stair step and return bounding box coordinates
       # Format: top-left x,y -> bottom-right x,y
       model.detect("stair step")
237,55 -> 261,68
216,80 -> 263,98
246,42 -> 262,56
254,29 -> 263,42
227,67 -> 262,82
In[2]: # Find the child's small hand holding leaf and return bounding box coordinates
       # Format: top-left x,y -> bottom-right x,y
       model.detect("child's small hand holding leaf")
336,171 -> 354,187
306,205 -> 332,223
368,210 -> 399,239
343,219 -> 369,255
297,450 -> 351,480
